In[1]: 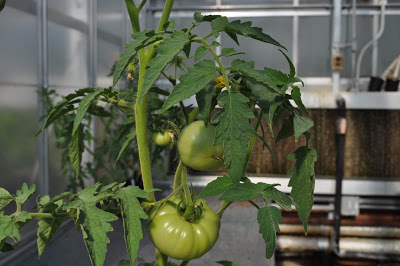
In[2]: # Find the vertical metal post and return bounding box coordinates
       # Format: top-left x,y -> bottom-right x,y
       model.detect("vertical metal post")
292,0 -> 299,71
37,0 -> 49,195
332,0 -> 342,93
89,0 -> 97,89
88,0 -> 97,173
371,2 -> 379,77
351,0 -> 357,88
215,0 -> 222,58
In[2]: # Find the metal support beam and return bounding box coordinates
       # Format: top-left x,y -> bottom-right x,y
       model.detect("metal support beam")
332,0 -> 342,93
37,0 -> 49,195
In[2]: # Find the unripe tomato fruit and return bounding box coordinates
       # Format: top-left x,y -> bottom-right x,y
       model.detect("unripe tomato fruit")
153,131 -> 172,146
177,121 -> 223,171
148,196 -> 220,260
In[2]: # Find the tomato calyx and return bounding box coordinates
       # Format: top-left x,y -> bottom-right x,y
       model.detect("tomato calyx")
165,196 -> 204,223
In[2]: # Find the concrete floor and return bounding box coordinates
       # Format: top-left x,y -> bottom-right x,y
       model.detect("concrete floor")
6,189 -> 275,266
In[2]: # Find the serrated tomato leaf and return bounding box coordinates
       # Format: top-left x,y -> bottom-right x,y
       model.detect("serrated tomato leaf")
231,59 -> 282,94
291,86 -> 309,115
264,187 -> 292,211
113,30 -> 155,87
219,48 -> 244,57
37,217 -> 64,259
160,60 -> 216,113
15,183 -> 36,205
211,91 -> 256,184
275,116 -> 294,143
113,186 -> 148,265
226,20 -> 286,49
264,68 -> 289,85
258,206 -> 282,259
0,188 -> 14,210
63,184 -> 118,266
194,46 -> 208,61
287,146 -> 317,233
68,124 -> 85,178
72,89 -> 105,136
219,182 -> 261,202
139,31 -> 189,104
198,175 -> 234,198
293,113 -> 314,142
0,212 -> 20,242
115,129 -> 136,165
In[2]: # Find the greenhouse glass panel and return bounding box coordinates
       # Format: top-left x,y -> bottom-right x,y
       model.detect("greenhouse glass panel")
298,16 -> 331,77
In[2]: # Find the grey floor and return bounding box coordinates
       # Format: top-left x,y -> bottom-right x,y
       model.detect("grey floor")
6,192 -> 275,266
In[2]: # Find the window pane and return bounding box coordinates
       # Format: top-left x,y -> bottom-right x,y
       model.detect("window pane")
298,16 -> 331,77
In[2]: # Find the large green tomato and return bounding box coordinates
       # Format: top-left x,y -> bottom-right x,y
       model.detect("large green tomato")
177,121 -> 223,171
148,196 -> 220,260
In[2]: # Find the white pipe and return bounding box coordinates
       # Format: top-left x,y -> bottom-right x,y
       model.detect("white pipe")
355,0 -> 387,90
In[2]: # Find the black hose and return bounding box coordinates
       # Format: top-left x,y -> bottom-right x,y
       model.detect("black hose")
333,97 -> 346,252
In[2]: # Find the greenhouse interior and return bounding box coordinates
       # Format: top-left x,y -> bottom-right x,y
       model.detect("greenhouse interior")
1,0 -> 400,265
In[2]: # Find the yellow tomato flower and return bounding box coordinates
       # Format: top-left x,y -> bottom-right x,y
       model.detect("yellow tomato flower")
214,76 -> 226,88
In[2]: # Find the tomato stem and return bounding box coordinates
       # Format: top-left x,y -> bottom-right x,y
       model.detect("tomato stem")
173,161 -> 183,190
217,200 -> 233,218
155,249 -> 168,266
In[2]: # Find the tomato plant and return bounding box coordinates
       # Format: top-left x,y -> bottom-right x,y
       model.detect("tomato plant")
178,121 -> 223,171
148,196 -> 220,260
0,0 -> 317,266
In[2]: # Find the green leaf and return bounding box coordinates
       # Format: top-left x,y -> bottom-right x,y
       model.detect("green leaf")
87,104 -> 113,117
211,17 -> 229,33
72,89 -> 105,136
279,50 -> 295,79
160,60 -> 216,113
198,175 -> 234,198
231,59 -> 281,94
15,211 -> 31,223
211,91 -> 256,184
63,184 -> 118,266
194,46 -> 208,61
36,195 -> 50,208
113,30 -> 155,86
194,12 -> 221,23
219,182 -> 261,202
217,261 -> 239,266
115,129 -> 136,165
0,188 -> 14,210
293,113 -> 314,142
35,88 -> 96,137
264,67 -> 289,85
291,86 -> 309,115
255,133 -> 275,161
68,124 -> 85,177
37,217 -> 64,258
275,116 -> 294,143
258,206 -> 283,259
225,20 -> 286,50
219,48 -> 244,57
0,212 -> 20,242
183,42 -> 191,58
264,188 -> 292,211
15,183 -> 36,204
211,41 -> 221,47
196,80 -> 217,124
114,186 -> 149,265
139,31 -> 189,104
287,146 -> 317,233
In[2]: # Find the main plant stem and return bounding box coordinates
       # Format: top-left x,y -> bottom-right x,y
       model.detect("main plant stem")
125,0 -> 174,265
